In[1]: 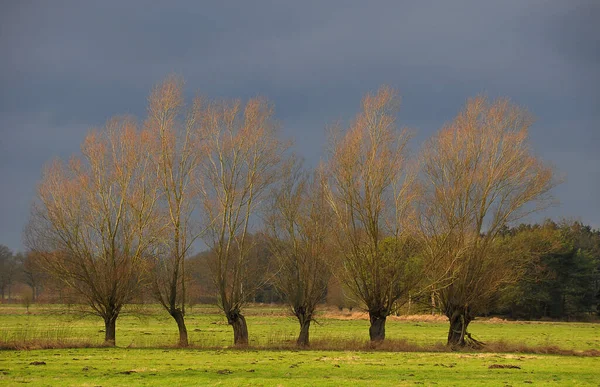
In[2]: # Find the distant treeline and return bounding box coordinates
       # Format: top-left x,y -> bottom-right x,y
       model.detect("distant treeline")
494,221 -> 599,320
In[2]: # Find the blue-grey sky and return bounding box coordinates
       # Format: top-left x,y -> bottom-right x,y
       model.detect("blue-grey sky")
1,0 -> 598,251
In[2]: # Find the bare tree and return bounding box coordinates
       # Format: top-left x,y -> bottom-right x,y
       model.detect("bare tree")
326,86 -> 422,342
145,76 -> 203,347
418,96 -> 556,347
198,96 -> 288,345
25,117 -> 160,345
265,160 -> 332,346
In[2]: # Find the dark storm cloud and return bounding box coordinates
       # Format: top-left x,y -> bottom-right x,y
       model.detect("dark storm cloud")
1,0 -> 598,251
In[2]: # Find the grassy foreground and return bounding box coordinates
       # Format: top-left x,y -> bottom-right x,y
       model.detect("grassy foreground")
2,348 -> 600,386
1,304 -> 599,386
1,304 -> 599,350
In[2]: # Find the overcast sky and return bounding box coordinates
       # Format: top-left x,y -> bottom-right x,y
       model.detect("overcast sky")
1,0 -> 598,252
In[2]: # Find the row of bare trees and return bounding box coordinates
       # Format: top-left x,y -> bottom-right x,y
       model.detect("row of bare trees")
26,77 -> 556,348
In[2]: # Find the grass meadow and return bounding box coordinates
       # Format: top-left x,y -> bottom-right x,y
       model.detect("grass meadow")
1,304 -> 599,386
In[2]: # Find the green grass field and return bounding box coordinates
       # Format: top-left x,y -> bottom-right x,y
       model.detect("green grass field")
1,304 -> 599,350
1,304 -> 599,386
2,348 -> 599,386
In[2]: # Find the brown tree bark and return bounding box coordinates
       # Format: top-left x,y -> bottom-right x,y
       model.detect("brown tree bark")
104,316 -> 117,346
227,310 -> 249,346
295,306 -> 313,347
369,311 -> 387,342
297,320 -> 311,347
171,309 -> 189,347
446,309 -> 469,347
445,307 -> 483,348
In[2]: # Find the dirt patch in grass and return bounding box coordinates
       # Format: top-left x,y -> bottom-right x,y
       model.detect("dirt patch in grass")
488,364 -> 521,369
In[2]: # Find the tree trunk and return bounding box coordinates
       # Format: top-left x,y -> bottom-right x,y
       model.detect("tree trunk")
227,310 -> 248,346
297,319 -> 311,347
104,316 -> 117,346
295,306 -> 313,347
447,310 -> 469,347
446,307 -> 482,348
171,309 -> 189,347
369,311 -> 387,342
